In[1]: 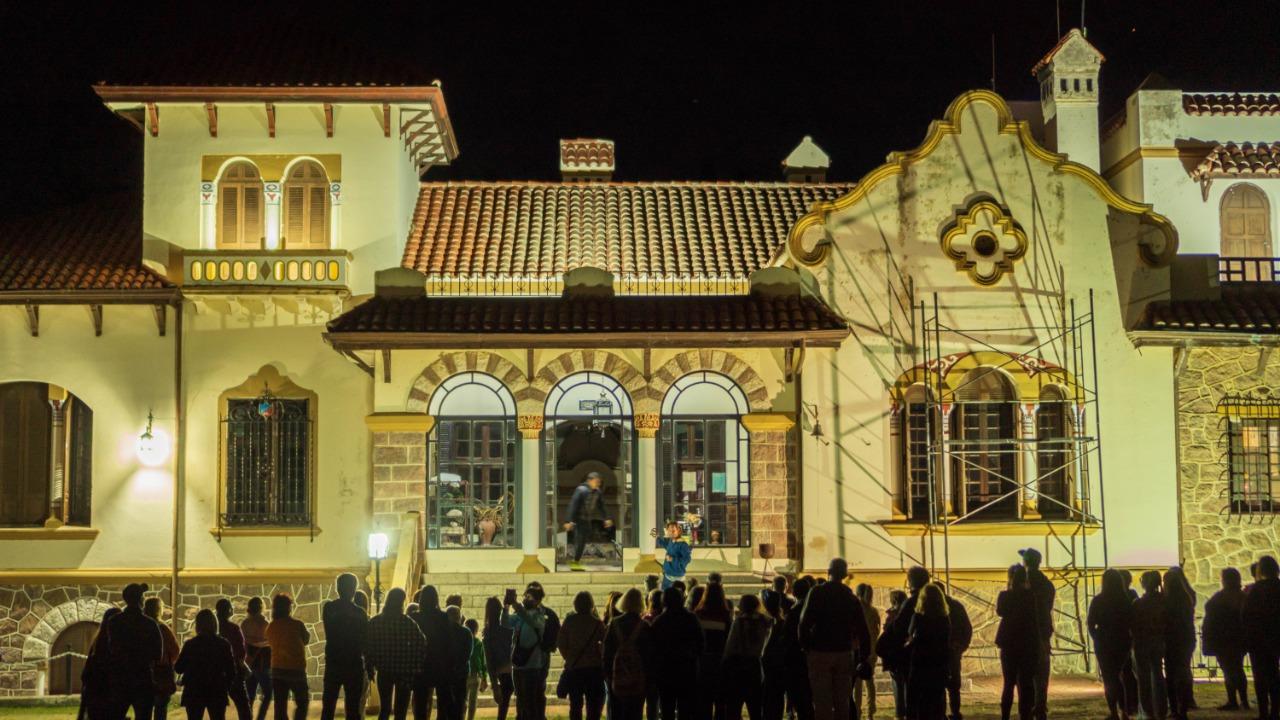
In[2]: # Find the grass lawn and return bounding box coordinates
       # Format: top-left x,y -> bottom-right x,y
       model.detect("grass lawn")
0,679 -> 1246,720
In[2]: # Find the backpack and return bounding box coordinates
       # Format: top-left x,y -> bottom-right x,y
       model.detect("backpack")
540,609 -> 560,654
611,620 -> 647,699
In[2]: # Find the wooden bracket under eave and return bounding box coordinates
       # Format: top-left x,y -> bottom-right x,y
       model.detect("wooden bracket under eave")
324,103 -> 334,138
153,304 -> 167,337
89,305 -> 103,337
340,349 -> 373,377
382,103 -> 391,138
381,348 -> 391,383
146,103 -> 159,137
24,304 -> 38,337
205,102 -> 218,137
265,102 -> 276,138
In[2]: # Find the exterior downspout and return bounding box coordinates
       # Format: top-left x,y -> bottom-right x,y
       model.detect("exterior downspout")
170,300 -> 184,634
793,348 -> 805,572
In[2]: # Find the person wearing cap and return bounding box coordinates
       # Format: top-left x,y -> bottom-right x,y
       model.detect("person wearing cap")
1018,549 -> 1056,720
106,582 -> 165,720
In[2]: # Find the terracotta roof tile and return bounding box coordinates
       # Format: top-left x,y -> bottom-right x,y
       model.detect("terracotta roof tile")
1183,93 -> 1280,117
1138,289 -> 1280,334
401,181 -> 853,279
1193,142 -> 1280,180
0,194 -> 174,293
326,292 -> 847,339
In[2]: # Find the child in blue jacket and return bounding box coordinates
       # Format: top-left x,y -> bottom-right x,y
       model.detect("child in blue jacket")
651,521 -> 692,590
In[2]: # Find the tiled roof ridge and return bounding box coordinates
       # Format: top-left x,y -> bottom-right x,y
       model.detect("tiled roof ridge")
1182,92 -> 1280,116
1193,141 -> 1280,180
417,179 -> 855,188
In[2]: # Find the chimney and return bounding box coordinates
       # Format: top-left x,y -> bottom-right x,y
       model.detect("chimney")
560,138 -> 615,182
781,136 -> 830,183
1032,28 -> 1105,171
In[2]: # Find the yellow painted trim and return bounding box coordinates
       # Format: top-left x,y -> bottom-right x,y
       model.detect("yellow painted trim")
209,526 -> 323,538
939,200 -> 1028,287
0,527 -> 99,541
632,553 -> 662,573
740,412 -> 796,433
877,520 -> 1101,537
0,567 -> 360,584
203,154 -> 342,182
516,554 -> 549,573
798,566 -> 1151,586
366,412 -> 436,433
786,89 -> 1179,269
892,350 -> 1081,402
1219,404 -> 1280,419
1101,146 -> 1210,181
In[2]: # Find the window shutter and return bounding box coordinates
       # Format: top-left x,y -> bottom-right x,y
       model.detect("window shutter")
66,396 -> 92,526
0,383 -> 52,526
308,185 -> 327,247
243,185 -> 263,248
285,185 -> 306,248
219,185 -> 240,249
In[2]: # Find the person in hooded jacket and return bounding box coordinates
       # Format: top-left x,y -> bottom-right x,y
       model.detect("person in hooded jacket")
650,587 -> 703,720
410,586 -> 450,720
722,594 -> 772,720
1203,567 -> 1249,712
995,566 -> 1039,720
175,610 -> 240,720
604,589 -> 654,720
1088,569 -> 1133,720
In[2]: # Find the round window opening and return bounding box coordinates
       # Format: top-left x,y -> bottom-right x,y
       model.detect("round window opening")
972,232 -> 999,258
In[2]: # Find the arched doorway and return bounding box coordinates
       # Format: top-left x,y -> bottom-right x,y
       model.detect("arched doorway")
47,621 -> 98,695
542,372 -> 635,571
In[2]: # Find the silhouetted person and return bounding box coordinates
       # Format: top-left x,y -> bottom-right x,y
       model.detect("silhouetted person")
1117,570 -> 1139,718
1163,568 -> 1196,720
1088,569 -> 1133,720
853,584 -> 879,720
1203,567 -> 1249,712
650,587 -> 703,720
1131,571 -> 1168,720
482,598 -> 515,720
215,599 -> 252,720
695,580 -> 732,720
145,596 -> 180,720
464,618 -> 486,720
799,558 -> 870,720
644,589 -> 665,720
782,578 -> 816,720
242,597 -> 273,720
723,594 -> 771,720
1018,549 -> 1055,720
906,585 -> 950,720
565,472 -> 614,570
506,582 -> 559,720
175,609 -> 239,720
559,591 -> 606,720
760,591 -> 788,720
80,607 -> 121,720
322,573 -> 370,720
266,593 -> 311,720
440,606 -> 474,720
996,566 -> 1039,720
879,589 -> 909,720
931,582 -> 971,720
885,567 -> 932,719
1243,555 -> 1280,720
365,588 -> 425,720
410,586 -> 450,720
604,589 -> 653,720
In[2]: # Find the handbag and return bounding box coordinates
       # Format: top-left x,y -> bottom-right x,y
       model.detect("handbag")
511,616 -> 544,668
555,624 -> 601,698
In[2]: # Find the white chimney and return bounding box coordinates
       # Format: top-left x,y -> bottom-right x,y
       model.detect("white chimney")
1032,28 -> 1105,172
560,138 -> 615,182
782,136 -> 830,183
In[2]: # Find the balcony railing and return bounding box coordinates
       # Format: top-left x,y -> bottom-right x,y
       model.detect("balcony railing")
1219,256 -> 1279,283
424,272 -> 751,296
184,250 -> 351,289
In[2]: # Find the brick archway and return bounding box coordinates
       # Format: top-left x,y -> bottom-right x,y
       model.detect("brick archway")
406,351 -> 540,413
651,349 -> 771,412
533,350 -> 652,411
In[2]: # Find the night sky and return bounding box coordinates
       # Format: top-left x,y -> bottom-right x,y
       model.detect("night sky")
1,2 -> 1277,220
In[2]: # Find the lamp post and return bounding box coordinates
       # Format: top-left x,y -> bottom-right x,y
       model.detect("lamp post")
367,532 -> 389,613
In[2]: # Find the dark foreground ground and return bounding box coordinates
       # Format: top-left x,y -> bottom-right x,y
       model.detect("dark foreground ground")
0,679 -> 1247,719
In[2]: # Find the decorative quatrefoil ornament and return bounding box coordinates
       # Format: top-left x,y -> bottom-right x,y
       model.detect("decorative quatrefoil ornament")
939,200 -> 1028,286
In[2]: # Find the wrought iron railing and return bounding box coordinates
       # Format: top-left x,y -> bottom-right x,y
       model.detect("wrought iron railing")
1218,390 -> 1280,516
184,249 -> 351,289
1218,256 -> 1279,283
220,395 -> 313,528
423,272 -> 751,296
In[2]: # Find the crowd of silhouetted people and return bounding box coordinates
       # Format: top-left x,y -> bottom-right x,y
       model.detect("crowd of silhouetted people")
74,550 -> 1280,720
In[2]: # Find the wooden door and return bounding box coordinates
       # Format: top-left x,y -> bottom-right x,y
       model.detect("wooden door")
0,382 -> 51,526
47,621 -> 98,695
1222,184 -> 1271,258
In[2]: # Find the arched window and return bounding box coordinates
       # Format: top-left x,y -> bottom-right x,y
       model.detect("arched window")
543,372 -> 635,558
901,384 -> 940,522
283,160 -> 330,249
1036,386 -> 1073,518
1221,184 -> 1272,280
47,621 -> 99,695
660,372 -> 751,547
952,367 -> 1018,519
216,162 -> 264,250
427,373 -> 517,549
0,382 -> 91,527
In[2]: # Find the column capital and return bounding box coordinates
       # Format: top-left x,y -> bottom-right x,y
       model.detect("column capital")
634,412 -> 661,438
740,412 -> 795,434
517,414 -> 544,439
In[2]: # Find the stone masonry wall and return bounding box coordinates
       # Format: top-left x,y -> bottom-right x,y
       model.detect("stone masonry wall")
749,428 -> 799,559
372,430 -> 428,541
1177,347 -> 1280,604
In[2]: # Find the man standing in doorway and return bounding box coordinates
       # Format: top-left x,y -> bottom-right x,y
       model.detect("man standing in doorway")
565,471 -> 614,571
1021,548 -> 1057,720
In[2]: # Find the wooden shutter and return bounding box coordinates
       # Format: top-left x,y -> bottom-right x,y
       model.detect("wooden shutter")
218,185 -> 240,249
0,383 -> 52,526
243,185 -> 263,247
66,396 -> 92,526
307,185 -> 328,247
285,185 -> 307,247
284,161 -> 330,249
217,163 -> 263,250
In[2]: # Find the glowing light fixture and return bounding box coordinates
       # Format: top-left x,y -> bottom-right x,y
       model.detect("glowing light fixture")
136,411 -> 171,466
367,532 -> 390,560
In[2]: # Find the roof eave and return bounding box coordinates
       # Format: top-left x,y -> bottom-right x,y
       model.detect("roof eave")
323,328 -> 849,351
1128,329 -> 1280,347
94,85 -> 449,104
0,288 -> 180,305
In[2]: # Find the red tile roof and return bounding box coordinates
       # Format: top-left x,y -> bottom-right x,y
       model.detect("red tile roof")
0,195 -> 174,295
561,139 -> 616,172
1138,289 -> 1280,334
1193,142 -> 1280,180
401,181 -> 854,279
325,291 -> 848,346
1183,93 -> 1280,117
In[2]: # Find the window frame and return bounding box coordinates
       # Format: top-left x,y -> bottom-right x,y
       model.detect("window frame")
950,367 -> 1019,520
1035,386 -> 1075,518
282,160 -> 331,250
215,161 -> 265,250
1221,392 -> 1280,515
0,382 -> 92,529
216,368 -> 318,538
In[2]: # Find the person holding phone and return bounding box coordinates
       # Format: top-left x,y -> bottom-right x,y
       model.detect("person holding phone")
650,523 -> 691,591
